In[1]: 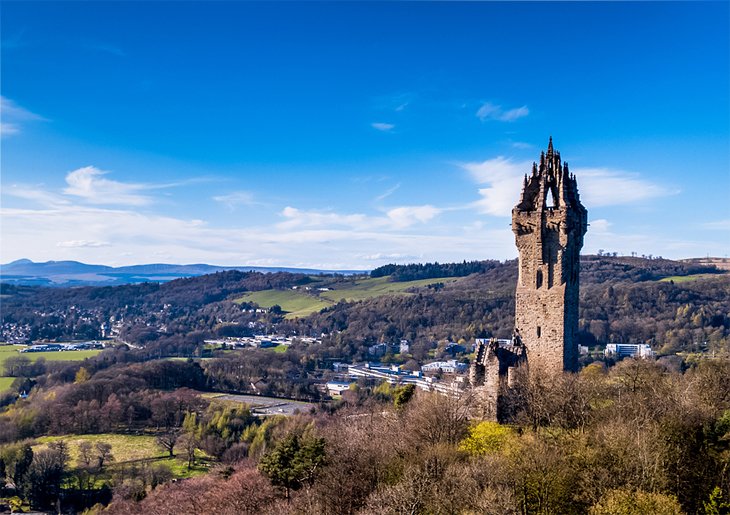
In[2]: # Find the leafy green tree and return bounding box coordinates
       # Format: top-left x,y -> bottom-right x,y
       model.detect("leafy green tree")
258,432 -> 326,500
393,384 -> 416,408
459,421 -> 515,456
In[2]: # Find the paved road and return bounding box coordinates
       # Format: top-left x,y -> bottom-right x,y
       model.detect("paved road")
213,393 -> 315,416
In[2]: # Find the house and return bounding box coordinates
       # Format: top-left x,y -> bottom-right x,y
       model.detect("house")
332,362 -> 349,373
368,343 -> 388,357
399,339 -> 410,354
326,381 -> 352,396
444,342 -> 466,355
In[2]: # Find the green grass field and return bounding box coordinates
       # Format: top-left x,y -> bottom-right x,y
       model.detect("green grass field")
0,377 -> 15,391
0,345 -> 103,392
34,433 -> 208,478
234,289 -> 332,318
234,275 -> 461,318
0,345 -> 102,366
320,276 -> 460,303
659,273 -> 724,283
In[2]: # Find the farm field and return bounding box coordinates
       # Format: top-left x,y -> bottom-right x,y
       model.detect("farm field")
234,275 -> 461,318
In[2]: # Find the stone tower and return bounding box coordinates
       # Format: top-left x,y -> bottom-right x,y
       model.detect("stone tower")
512,137 -> 587,373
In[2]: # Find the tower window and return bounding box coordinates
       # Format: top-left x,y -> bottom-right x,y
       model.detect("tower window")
537,326 -> 541,338
536,270 -> 543,289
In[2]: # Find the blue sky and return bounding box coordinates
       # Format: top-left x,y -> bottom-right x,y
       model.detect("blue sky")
1,1 -> 728,269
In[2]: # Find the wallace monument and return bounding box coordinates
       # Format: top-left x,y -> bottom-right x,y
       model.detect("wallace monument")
470,138 -> 588,419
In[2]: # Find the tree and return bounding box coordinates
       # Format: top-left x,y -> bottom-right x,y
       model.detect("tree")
178,432 -> 200,470
589,489 -> 683,515
26,442 -> 68,509
393,384 -> 416,408
156,430 -> 180,458
459,421 -> 515,456
75,367 -> 92,383
258,432 -> 326,500
94,441 -> 114,471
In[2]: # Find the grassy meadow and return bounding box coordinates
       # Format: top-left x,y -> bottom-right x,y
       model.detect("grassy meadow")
234,275 -> 461,318
658,273 -> 725,283
34,433 -> 209,479
0,344 -> 103,392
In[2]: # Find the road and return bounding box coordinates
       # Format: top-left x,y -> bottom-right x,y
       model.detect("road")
212,393 -> 316,416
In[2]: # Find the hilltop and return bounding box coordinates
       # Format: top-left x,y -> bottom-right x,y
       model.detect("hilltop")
1,255 -> 727,360
0,259 -> 366,286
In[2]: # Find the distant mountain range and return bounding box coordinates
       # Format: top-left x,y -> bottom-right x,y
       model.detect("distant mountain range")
0,259 -> 368,286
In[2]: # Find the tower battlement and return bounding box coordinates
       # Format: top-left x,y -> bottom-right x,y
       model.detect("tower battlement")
471,138 -> 588,420
512,137 -> 587,373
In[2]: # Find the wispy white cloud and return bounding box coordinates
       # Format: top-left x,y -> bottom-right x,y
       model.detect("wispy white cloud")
278,204 -> 444,232
1,200 -> 510,268
4,184 -> 71,207
462,156 -> 529,216
476,102 -> 529,122
212,191 -> 258,211
373,92 -> 414,113
589,219 -> 611,234
702,219 -> 730,230
278,207 -> 370,230
57,240 -> 111,248
63,166 -> 153,206
575,168 -> 679,207
371,122 -> 395,132
0,96 -> 47,137
375,183 -> 400,202
1,96 -> 46,121
386,205 -> 442,228
360,252 -> 422,262
89,42 -> 126,57
0,123 -> 19,136
462,156 -> 678,217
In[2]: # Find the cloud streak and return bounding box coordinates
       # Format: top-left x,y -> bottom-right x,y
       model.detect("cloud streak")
371,122 -> 395,132
476,102 -> 529,122
213,191 -> 258,211
0,96 -> 47,137
375,183 -> 400,202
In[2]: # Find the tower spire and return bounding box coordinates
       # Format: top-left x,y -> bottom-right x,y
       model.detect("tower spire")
547,136 -> 554,155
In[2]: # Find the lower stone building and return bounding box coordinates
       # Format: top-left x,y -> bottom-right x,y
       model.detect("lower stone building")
469,336 -> 526,420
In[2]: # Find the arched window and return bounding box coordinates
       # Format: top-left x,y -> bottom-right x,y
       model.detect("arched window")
537,326 -> 541,338
536,269 -> 543,288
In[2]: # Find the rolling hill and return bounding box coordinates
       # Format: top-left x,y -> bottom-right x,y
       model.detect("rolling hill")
0,259 -> 367,286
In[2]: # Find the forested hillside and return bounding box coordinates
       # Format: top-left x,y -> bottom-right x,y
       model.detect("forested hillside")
1,256 -> 728,360
0,256 -> 728,513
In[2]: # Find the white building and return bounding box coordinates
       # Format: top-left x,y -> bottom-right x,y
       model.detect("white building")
421,359 -> 468,374
604,343 -> 654,359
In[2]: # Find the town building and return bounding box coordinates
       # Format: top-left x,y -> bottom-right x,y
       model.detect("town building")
604,343 -> 654,359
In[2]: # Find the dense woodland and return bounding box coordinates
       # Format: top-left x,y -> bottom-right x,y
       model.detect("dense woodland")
0,353 -> 727,514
